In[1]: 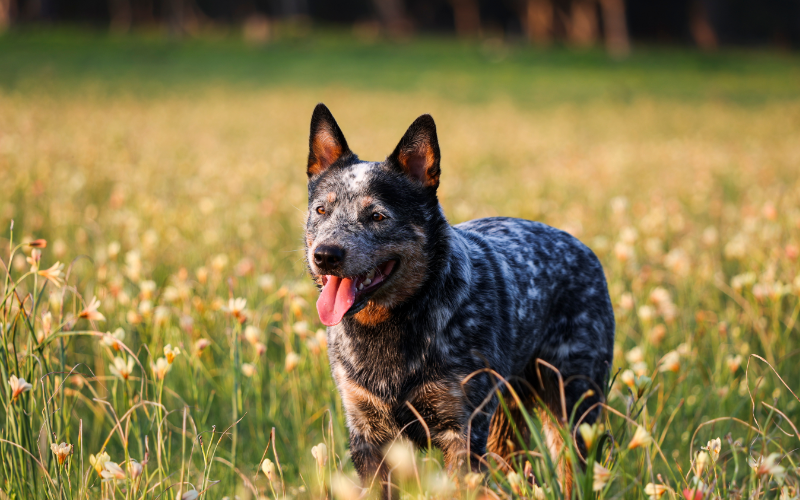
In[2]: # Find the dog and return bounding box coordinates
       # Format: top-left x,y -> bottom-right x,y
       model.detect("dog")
304,103 -> 615,497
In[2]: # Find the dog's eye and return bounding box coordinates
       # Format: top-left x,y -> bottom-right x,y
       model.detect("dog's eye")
372,212 -> 386,222
316,206 -> 326,215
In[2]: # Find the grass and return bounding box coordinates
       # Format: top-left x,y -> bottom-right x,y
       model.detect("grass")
1,27 -> 799,499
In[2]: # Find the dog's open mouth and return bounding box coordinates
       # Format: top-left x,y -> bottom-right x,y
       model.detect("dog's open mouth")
316,260 -> 397,326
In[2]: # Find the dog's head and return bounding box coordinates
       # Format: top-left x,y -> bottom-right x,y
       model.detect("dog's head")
304,103 -> 442,327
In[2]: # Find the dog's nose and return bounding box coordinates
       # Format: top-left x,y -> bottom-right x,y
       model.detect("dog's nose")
314,245 -> 346,271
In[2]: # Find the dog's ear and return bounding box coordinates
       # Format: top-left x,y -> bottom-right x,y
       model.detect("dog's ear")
388,114 -> 441,189
307,103 -> 352,178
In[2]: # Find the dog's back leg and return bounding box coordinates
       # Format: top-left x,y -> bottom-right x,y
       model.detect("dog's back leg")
486,393 -> 528,469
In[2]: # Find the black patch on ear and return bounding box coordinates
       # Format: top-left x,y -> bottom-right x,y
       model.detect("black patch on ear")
308,103 -> 353,178
388,114 -> 441,189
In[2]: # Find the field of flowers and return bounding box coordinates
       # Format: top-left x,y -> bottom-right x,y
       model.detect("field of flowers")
1,31 -> 799,499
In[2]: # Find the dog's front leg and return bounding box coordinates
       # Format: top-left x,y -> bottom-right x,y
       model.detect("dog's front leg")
435,421 -> 489,474
350,433 -> 395,499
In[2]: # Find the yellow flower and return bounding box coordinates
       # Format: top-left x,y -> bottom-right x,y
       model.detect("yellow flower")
79,296 -> 105,322
101,461 -> 126,481
330,473 -> 362,500
38,261 -> 65,288
385,439 -> 416,480
89,451 -> 110,474
632,361 -> 649,376
27,249 -> 41,271
243,325 -> 261,345
464,472 -> 483,489
644,482 -> 667,499
261,458 -> 277,482
139,280 -> 156,299
506,471 -> 524,495
255,342 -> 267,356
579,422 -> 604,450
628,426 -> 651,450
223,297 -> 247,320
285,352 -> 300,372
128,459 -> 143,480
241,363 -> 256,378
638,305 -> 654,322
750,453 -> 786,483
164,344 -> 181,364
706,437 -> 721,462
8,374 -> 33,402
425,472 -> 454,496
311,442 -> 328,468
50,442 -> 73,466
102,328 -> 125,351
695,450 -> 710,476
620,369 -> 636,389
293,320 -> 310,336
659,350 -> 681,373
726,354 -> 742,373
38,312 -> 53,344
151,357 -> 171,380
625,346 -> 644,364
593,462 -> 612,491
194,338 -> 211,356
109,356 -> 135,380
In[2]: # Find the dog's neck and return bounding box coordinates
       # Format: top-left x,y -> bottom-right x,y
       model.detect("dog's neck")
333,205 -> 473,399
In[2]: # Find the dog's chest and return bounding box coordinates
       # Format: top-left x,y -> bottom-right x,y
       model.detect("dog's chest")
328,321 -> 429,400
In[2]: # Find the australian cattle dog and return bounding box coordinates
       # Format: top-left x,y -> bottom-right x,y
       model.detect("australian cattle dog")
303,103 -> 615,497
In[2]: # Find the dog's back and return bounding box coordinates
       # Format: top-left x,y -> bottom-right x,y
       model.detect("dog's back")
454,216 -> 614,392
454,217 -> 614,487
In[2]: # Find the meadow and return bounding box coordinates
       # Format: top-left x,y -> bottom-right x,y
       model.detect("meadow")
1,29 -> 799,499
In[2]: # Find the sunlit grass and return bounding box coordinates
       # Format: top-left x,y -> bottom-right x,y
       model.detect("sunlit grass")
1,33 -> 799,499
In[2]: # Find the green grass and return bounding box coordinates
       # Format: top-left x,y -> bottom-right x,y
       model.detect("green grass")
2,28 -> 800,105
0,28 -> 799,500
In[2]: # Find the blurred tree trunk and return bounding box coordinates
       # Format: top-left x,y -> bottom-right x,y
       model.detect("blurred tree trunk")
108,0 -> 132,32
690,0 -> 717,50
372,0 -> 411,36
598,0 -> 630,57
0,0 -> 11,31
448,0 -> 481,38
522,0 -> 553,44
568,0 -> 598,46
166,0 -> 200,37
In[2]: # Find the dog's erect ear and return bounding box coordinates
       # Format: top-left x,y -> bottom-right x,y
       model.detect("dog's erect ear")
388,114 -> 441,189
307,103 -> 352,178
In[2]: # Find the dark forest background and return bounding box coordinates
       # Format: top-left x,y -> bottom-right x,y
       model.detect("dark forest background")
2,0 -> 800,53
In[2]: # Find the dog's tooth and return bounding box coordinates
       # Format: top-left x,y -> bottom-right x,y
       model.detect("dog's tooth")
367,269 -> 375,280
363,278 -> 372,286
358,283 -> 364,290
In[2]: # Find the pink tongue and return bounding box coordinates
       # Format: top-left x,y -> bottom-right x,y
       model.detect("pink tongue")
316,276 -> 357,326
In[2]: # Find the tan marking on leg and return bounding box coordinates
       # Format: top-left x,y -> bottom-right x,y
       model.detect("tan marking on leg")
407,379 -> 470,471
540,410 -> 574,498
487,396 -> 523,469
334,366 -> 397,443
